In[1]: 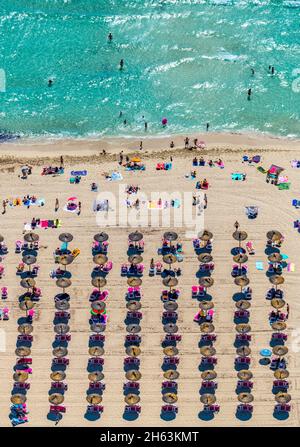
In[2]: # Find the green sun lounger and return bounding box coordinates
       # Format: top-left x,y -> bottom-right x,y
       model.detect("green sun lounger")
257,166 -> 267,174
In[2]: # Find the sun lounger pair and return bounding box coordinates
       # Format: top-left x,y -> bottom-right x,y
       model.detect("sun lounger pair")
71,170 -> 87,176
156,162 -> 172,170
231,173 -> 246,180
245,206 -> 258,219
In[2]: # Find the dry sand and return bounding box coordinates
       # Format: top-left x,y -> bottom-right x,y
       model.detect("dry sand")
0,133 -> 300,427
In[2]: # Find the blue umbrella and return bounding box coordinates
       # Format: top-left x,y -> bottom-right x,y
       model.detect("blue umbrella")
260,348 -> 272,357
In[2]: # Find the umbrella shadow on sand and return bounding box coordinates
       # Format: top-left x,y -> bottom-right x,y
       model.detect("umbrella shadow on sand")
264,247 -> 280,256
273,410 -> 290,420
84,411 -> 102,421
123,411 -> 139,421
236,409 -> 253,421
160,411 -> 177,421
198,410 -> 215,421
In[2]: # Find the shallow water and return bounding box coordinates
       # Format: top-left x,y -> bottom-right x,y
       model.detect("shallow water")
0,0 -> 300,138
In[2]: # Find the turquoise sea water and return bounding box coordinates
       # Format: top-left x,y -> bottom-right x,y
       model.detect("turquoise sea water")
0,0 -> 300,138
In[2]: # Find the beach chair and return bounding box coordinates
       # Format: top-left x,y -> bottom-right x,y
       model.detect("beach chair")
274,404 -> 291,413
237,380 -> 253,389
201,381 -> 218,390
52,357 -> 69,366
163,357 -> 179,366
55,334 -> 71,342
51,382 -> 68,391
124,405 -> 141,413
273,380 -> 289,389
89,382 -> 106,391
235,356 -> 251,365
234,310 -> 250,319
90,334 -> 105,343
17,334 -> 33,342
50,405 -> 66,414
201,334 -> 217,343
123,382 -> 140,391
237,404 -> 253,413
127,311 -> 143,320
87,405 -> 104,414
124,357 -> 140,366
88,357 -> 104,366
125,334 -> 141,345
203,404 -> 220,413
161,405 -> 178,414
271,332 -> 287,341
162,381 -> 178,389
1,287 -> 8,299
16,358 -> 32,365
236,334 -> 251,342
13,382 -> 30,390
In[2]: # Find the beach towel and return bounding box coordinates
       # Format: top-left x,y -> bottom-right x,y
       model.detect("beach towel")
287,263 -> 295,272
70,170 -> 87,176
292,199 -> 300,208
291,160 -> 300,168
173,199 -> 181,208
256,262 -> 264,271
278,183 -> 291,190
107,172 -> 123,181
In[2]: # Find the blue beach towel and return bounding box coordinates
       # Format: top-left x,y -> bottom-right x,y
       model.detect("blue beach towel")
256,262 -> 264,271
71,170 -> 87,176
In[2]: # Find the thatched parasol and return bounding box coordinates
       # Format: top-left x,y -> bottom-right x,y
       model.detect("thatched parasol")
273,346 -> 288,357
93,254 -> 108,265
128,231 -> 143,242
49,393 -> 64,405
125,394 -> 140,405
198,253 -> 213,263
200,394 -> 216,405
94,232 -> 109,243
126,346 -> 141,357
163,277 -> 178,288
238,392 -> 254,403
128,254 -> 143,265
163,370 -> 180,380
125,370 -> 142,381
59,233 -> 73,243
24,232 -> 39,243
127,277 -> 142,287
163,231 -> 178,242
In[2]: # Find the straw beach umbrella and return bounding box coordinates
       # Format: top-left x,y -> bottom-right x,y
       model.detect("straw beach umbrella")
199,301 -> 214,310
11,394 -> 27,405
273,346 -> 288,356
274,369 -> 289,380
200,346 -> 216,357
89,347 -> 105,357
269,275 -> 284,290
163,346 -> 179,357
126,370 -> 142,381
235,276 -> 250,292
235,300 -> 251,310
19,300 -> 35,312
126,301 -> 142,311
128,231 -> 143,242
126,324 -> 141,334
271,321 -> 287,331
232,230 -> 248,248
164,301 -> 178,311
236,323 -> 251,333
93,254 -> 108,266
163,393 -> 178,404
91,323 -> 106,333
49,394 -> 64,405
271,298 -> 285,309
86,394 -> 102,404
54,323 -> 70,334
233,254 -> 248,265
163,323 -> 178,334
163,231 -> 178,242
201,370 -> 217,380
268,253 -> 283,263
20,278 -> 36,290
199,230 -> 213,241
128,254 -> 143,265
275,393 -> 291,404
91,277 -> 107,292
200,394 -> 216,405
50,371 -> 66,382
125,394 -> 140,405
88,372 -> 104,382
18,323 -> 33,335
200,322 -> 215,333
236,346 -> 251,357
94,232 -> 109,243
13,371 -> 29,383
56,278 -> 72,293
126,346 -> 141,357
164,370 -> 180,380
127,277 -> 142,287
198,253 -> 213,263
55,300 -> 70,311
163,277 -> 178,289
199,277 -> 214,290
53,347 -> 68,358
237,370 -> 253,381
59,233 -> 73,243
266,230 -> 282,242
238,393 -> 254,403
15,347 -> 31,357
24,232 -> 39,243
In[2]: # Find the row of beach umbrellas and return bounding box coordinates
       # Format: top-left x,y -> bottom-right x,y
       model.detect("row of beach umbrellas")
12,232 -> 41,409
264,232 -> 291,408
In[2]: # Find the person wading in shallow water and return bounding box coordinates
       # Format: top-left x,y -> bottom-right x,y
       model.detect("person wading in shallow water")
108,32 -> 113,42
247,88 -> 252,100
119,59 -> 124,70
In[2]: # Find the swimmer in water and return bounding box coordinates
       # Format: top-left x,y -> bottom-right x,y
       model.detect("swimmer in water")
48,79 -> 53,87
119,59 -> 124,70
247,88 -> 252,100
108,33 -> 113,42
251,68 -> 255,76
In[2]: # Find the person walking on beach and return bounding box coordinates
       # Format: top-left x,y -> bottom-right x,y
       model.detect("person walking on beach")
204,193 -> 207,209
139,141 -> 143,151
144,121 -> 148,132
55,198 -> 59,212
170,141 -> 174,148
206,122 -> 210,132
119,151 -> 124,165
60,155 -> 64,167
234,221 -> 240,230
119,59 -> 124,70
2,200 -> 6,215
247,88 -> 252,100
78,201 -> 81,216
184,137 -> 189,149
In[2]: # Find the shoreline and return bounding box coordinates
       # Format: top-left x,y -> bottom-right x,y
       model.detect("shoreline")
0,131 -> 300,165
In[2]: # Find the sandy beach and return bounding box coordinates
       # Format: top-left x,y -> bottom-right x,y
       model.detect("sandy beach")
0,134 -> 300,427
